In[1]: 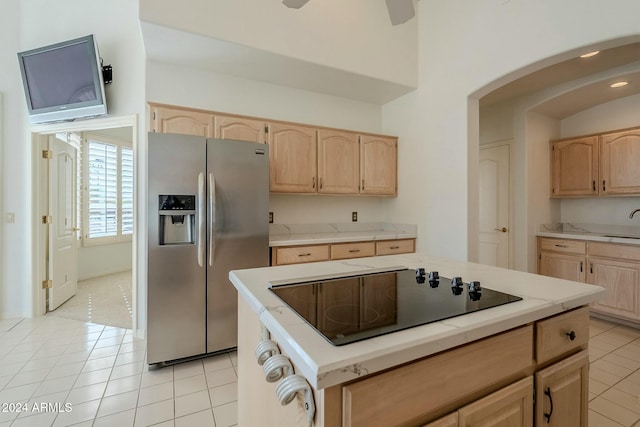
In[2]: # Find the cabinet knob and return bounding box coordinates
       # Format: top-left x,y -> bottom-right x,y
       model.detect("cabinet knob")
566,330 -> 576,341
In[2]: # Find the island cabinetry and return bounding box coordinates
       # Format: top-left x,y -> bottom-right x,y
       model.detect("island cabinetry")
538,237 -> 640,322
268,122 -> 318,193
270,238 -> 416,265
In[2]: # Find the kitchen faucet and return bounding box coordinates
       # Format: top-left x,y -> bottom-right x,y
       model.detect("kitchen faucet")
630,208 -> 640,219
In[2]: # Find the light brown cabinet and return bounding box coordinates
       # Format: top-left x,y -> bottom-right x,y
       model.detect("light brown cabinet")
361,135 -> 397,195
538,237 -> 640,322
534,350 -> 589,427
149,104 -> 215,137
317,129 -> 360,194
600,128 -> 640,194
271,238 -> 415,266
214,115 -> 266,143
550,126 -> 640,198
268,122 -> 317,193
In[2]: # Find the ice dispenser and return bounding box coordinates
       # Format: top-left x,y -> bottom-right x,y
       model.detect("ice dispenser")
158,195 -> 196,245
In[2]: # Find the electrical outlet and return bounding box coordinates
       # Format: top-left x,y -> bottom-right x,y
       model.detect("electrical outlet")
269,212 -> 274,223
352,211 -> 358,222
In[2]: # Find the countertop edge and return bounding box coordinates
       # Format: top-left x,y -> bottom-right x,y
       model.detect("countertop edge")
537,231 -> 640,245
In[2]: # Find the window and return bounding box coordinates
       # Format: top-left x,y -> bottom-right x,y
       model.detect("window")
82,133 -> 133,245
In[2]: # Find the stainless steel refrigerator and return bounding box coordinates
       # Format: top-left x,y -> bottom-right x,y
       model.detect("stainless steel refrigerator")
147,133 -> 269,366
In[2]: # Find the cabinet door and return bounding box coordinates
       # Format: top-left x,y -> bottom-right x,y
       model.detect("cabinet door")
587,256 -> 640,320
214,115 -> 266,143
535,350 -> 588,427
600,128 -> 640,195
149,104 -> 215,137
458,376 -> 533,427
550,137 -> 598,197
316,278 -> 360,338
422,413 -> 458,427
539,252 -> 586,282
360,135 -> 397,195
268,123 -> 317,193
317,129 -> 359,194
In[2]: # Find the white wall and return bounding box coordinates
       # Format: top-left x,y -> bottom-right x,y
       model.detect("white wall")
383,0 -> 640,262
139,0 -> 417,88
559,94 -> 640,226
78,242 -> 133,281
1,0 -> 145,321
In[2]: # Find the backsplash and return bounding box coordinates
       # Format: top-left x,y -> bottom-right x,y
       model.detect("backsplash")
270,222 -> 417,236
560,197 -> 640,226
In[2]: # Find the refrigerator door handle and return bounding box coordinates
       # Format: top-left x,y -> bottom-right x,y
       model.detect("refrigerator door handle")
197,172 -> 205,267
209,172 -> 216,266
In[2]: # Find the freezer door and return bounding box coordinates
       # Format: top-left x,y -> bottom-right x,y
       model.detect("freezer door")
147,133 -> 206,364
206,139 -> 269,353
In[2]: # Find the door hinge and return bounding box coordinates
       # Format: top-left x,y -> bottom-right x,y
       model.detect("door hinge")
42,215 -> 52,224
42,149 -> 52,159
42,279 -> 52,289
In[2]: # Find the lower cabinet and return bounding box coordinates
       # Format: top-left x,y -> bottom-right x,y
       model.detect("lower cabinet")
534,350 -> 589,427
270,238 -> 415,266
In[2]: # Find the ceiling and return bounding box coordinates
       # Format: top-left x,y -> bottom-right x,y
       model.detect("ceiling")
480,43 -> 640,119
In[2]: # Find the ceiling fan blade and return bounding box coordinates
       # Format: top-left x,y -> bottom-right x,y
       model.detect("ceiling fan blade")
385,0 -> 415,25
282,0 -> 311,9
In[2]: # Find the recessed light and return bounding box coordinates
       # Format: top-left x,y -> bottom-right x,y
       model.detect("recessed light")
610,81 -> 629,88
580,51 -> 600,58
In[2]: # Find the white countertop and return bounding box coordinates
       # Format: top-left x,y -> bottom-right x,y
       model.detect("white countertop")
229,253 -> 604,390
538,223 -> 640,246
269,222 -> 417,246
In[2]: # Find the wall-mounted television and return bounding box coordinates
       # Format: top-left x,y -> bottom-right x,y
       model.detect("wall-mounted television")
17,34 -> 108,124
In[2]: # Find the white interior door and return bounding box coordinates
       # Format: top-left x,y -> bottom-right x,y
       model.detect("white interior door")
479,143 -> 510,268
48,136 -> 79,311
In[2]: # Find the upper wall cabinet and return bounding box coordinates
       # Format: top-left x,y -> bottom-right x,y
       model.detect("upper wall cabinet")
150,104 -> 215,137
149,103 -> 398,196
361,135 -> 397,195
550,136 -> 598,197
550,126 -> 640,198
215,115 -> 266,144
317,130 -> 360,194
600,128 -> 640,195
268,123 -> 317,193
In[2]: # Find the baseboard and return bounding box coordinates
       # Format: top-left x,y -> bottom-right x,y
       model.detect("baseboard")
590,311 -> 640,329
78,268 -> 133,282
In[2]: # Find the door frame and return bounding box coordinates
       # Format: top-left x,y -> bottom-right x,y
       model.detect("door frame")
479,139 -> 513,269
31,114 -> 138,329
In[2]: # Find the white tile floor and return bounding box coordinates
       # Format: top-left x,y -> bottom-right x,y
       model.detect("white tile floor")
1,315 -> 640,426
0,317 -> 237,427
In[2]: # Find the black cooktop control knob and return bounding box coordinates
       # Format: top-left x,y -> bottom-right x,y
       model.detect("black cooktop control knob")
415,268 -> 426,284
469,281 -> 482,301
428,271 -> 440,288
451,277 -> 463,295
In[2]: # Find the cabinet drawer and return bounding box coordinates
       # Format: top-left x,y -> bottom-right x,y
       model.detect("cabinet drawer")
272,245 -> 330,265
342,325 -> 533,427
331,242 -> 375,260
538,238 -> 586,255
375,239 -> 415,255
589,242 -> 640,261
536,306 -> 589,364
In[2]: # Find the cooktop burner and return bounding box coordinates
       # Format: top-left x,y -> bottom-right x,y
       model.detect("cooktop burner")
269,267 -> 522,346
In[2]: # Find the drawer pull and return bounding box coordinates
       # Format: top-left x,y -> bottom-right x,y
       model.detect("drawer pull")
298,253 -> 311,257
544,387 -> 554,423
566,330 -> 576,341
554,244 -> 568,248
580,262 -> 583,272
389,246 -> 400,249
348,249 -> 360,253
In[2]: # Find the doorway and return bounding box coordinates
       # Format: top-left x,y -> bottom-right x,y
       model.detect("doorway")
479,142 -> 511,268
33,115 -> 137,330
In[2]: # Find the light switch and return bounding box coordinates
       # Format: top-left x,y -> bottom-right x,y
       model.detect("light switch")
6,212 -> 15,223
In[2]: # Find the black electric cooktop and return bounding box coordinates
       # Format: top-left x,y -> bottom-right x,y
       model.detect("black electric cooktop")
269,267 -> 523,346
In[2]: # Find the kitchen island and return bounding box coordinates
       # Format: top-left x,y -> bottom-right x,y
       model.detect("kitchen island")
230,253 -> 604,426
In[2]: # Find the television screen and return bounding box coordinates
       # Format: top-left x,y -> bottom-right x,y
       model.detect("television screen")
17,34 -> 107,124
